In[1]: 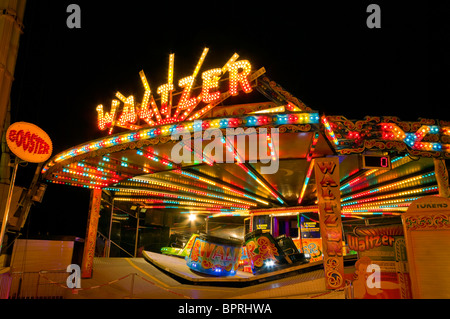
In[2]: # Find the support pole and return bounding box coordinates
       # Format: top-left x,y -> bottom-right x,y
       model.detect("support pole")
107,198 -> 114,257
81,188 -> 102,278
134,211 -> 139,257
0,156 -> 19,253
434,158 -> 450,198
0,0 -> 26,138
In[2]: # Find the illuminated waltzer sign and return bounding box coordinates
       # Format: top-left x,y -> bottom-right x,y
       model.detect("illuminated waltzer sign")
96,48 -> 261,134
95,49 -> 288,175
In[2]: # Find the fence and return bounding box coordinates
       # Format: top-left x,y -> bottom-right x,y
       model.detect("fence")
0,267 -> 354,299
6,270 -> 68,299
0,269 -> 193,299
344,280 -> 354,299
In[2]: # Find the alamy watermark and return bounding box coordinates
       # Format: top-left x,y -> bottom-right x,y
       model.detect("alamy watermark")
66,264 -> 81,289
170,120 -> 280,174
66,4 -> 81,29
366,263 -> 381,288
366,4 -> 381,29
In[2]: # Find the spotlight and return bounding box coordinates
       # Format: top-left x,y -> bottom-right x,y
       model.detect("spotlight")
188,214 -> 196,222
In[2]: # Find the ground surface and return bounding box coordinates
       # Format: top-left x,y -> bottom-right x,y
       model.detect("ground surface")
64,257 -> 346,299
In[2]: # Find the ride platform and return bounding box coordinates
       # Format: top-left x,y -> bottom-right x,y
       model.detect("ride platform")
142,251 -> 325,287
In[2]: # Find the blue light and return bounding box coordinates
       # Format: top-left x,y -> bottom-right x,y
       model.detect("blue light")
433,144 -> 442,151
246,117 -> 257,125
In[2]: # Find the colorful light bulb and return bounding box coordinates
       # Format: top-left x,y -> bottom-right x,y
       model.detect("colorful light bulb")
229,60 -> 252,95
157,53 -> 175,116
96,100 -> 119,130
201,68 -> 222,103
138,70 -> 155,125
117,95 -> 137,126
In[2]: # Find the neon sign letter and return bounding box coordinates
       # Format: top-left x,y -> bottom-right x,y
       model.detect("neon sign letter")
201,68 -> 222,103
229,60 -> 252,95
96,49 -> 258,133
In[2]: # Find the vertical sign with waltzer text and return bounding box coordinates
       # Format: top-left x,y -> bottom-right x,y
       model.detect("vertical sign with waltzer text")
314,157 -> 345,289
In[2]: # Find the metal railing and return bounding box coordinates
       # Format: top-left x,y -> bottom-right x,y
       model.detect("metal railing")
5,269 -> 68,299
1,269 -> 193,299
1,267 -> 354,299
97,231 -> 134,257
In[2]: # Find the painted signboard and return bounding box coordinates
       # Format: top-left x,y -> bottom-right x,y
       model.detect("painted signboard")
186,235 -> 241,276
314,157 -> 345,289
6,122 -> 52,163
347,224 -> 412,299
300,238 -> 323,262
296,216 -> 323,262
402,196 -> 450,298
244,230 -> 287,275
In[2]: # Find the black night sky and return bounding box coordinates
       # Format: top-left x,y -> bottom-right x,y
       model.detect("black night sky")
9,1 -> 450,238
